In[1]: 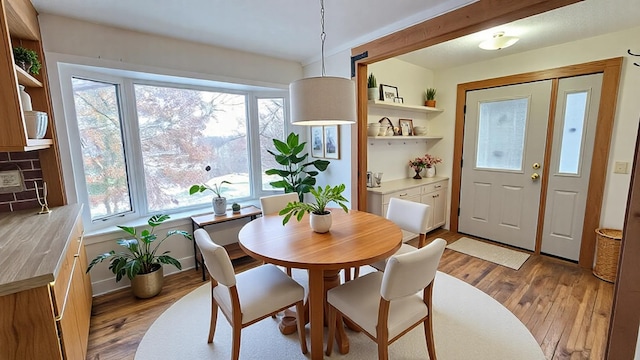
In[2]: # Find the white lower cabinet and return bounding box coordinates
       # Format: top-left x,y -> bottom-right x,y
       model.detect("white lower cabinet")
367,177 -> 448,234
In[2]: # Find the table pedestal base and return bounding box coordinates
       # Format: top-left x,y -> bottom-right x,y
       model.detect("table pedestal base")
277,269 -> 349,354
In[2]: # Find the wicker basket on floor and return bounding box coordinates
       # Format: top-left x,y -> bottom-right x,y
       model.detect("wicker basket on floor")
593,228 -> 622,283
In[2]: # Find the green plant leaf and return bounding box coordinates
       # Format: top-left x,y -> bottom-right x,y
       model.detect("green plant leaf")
118,225 -> 136,236
149,214 -> 170,227
157,255 -> 182,270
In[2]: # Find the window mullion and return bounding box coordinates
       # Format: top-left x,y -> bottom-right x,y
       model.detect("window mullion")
119,79 -> 148,217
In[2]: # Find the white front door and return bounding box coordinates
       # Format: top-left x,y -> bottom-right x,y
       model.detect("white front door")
459,81 -> 552,251
541,74 -> 603,260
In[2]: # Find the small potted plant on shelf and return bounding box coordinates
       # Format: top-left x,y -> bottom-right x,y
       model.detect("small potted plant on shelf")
189,165 -> 232,216
409,153 -> 442,179
12,46 -> 41,75
232,202 -> 241,213
367,73 -> 378,100
86,214 -> 192,299
425,88 -> 437,107
279,184 -> 349,233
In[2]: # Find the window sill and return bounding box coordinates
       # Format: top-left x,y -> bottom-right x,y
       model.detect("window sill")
85,199 -> 261,241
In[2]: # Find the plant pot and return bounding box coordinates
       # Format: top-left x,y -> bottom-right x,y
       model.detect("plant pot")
425,100 -> 436,108
213,197 -> 227,216
310,211 -> 332,233
131,264 -> 164,298
368,88 -> 378,101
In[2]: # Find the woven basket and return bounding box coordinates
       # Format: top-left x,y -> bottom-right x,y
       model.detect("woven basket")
593,228 -> 622,283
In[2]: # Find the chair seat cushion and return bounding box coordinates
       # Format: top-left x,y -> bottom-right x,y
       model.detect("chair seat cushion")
327,272 -> 428,339
370,243 -> 417,271
213,264 -> 304,324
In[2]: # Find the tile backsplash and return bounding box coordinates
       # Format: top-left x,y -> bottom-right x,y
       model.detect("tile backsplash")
0,152 -> 43,212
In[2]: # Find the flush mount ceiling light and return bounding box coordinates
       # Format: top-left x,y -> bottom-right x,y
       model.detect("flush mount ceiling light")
289,0 -> 356,125
479,31 -> 519,50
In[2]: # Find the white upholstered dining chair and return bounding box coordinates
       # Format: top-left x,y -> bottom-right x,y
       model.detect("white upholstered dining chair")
325,238 -> 447,360
194,229 -> 307,360
369,197 -> 431,271
260,192 -> 299,276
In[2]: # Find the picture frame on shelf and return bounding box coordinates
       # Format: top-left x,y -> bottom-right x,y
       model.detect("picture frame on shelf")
311,126 -> 324,158
393,97 -> 404,104
399,119 -> 414,136
379,84 -> 398,102
324,125 -> 340,159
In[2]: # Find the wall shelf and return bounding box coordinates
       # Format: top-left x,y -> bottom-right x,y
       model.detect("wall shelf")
368,100 -> 443,113
15,65 -> 43,87
368,135 -> 443,140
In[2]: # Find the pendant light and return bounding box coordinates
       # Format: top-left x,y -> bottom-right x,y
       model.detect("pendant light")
289,0 -> 356,125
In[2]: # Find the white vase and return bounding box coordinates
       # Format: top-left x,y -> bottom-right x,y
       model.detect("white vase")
19,85 -> 32,111
310,211 -> 332,233
425,166 -> 436,178
212,197 -> 227,216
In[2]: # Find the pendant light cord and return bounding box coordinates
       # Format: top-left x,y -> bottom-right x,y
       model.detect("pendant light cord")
320,0 -> 326,76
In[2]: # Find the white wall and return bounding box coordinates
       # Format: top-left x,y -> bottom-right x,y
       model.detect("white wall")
367,59 -> 440,182
434,26 -> 640,230
314,25 -> 639,234
39,14 -> 304,295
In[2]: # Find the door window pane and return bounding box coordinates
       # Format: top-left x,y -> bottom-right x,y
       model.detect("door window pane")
558,92 -> 588,175
71,78 -> 132,220
257,98 -> 285,190
476,98 -> 528,171
134,84 -> 250,211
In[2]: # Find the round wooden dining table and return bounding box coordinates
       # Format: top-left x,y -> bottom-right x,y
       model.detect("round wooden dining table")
238,208 -> 402,360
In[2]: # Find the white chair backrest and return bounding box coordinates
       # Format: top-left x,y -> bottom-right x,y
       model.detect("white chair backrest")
380,238 -> 446,301
260,193 -> 299,215
386,197 -> 430,235
194,229 -> 236,287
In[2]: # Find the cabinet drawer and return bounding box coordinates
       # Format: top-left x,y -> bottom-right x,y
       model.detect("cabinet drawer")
422,181 -> 447,194
51,241 -> 77,316
383,187 -> 421,204
51,219 -> 84,317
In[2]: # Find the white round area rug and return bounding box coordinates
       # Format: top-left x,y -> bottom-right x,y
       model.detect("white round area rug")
136,270 -> 544,359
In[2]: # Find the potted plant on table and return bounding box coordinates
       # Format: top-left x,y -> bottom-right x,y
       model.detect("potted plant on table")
265,132 -> 330,202
86,214 -> 192,298
279,184 -> 349,233
367,73 -> 378,100
12,46 -> 41,75
409,154 -> 442,179
189,165 -> 232,216
425,88 -> 437,107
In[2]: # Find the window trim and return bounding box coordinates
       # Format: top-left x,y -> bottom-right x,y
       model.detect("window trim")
58,64 -> 289,231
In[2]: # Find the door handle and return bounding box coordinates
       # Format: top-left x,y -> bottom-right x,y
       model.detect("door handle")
531,173 -> 540,180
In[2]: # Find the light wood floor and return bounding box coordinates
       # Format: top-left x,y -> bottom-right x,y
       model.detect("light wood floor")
86,229 -> 613,360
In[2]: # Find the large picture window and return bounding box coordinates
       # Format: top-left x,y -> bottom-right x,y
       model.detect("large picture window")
63,67 -> 287,227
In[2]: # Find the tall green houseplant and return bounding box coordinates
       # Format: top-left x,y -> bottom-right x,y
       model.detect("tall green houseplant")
266,132 -> 330,201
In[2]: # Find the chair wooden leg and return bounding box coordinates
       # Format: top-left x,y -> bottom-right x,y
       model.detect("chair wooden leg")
295,300 -> 308,354
208,299 -> 218,343
286,266 -> 292,276
325,305 -> 337,356
231,323 -> 241,360
377,341 -> 389,360
424,316 -> 437,360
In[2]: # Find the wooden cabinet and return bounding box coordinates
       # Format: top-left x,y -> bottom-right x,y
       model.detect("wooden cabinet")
367,177 -> 448,236
0,204 -> 92,360
0,0 -> 65,206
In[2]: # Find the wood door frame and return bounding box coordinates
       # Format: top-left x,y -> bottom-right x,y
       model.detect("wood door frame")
352,0 -> 582,212
449,58 -> 622,268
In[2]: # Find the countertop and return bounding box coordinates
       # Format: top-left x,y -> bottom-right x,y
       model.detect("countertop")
0,204 -> 82,297
366,176 -> 449,195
